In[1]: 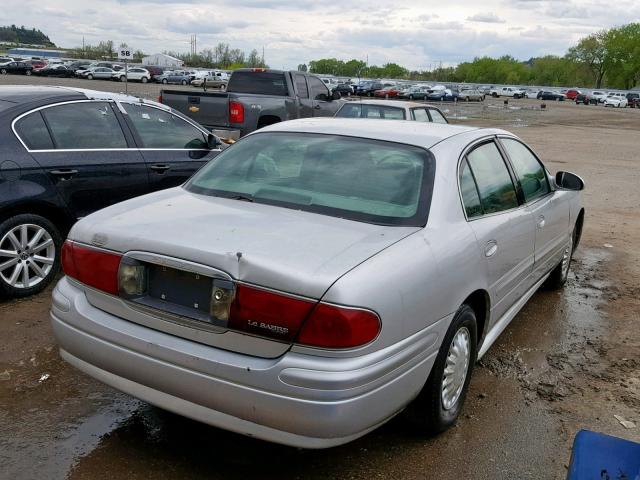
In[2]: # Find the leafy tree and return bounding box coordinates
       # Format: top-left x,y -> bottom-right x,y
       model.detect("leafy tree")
567,31 -> 611,88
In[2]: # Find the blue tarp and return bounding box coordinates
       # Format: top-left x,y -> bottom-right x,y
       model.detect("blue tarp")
567,430 -> 640,480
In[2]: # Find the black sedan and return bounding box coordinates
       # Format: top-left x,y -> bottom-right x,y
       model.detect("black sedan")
0,61 -> 33,75
333,83 -> 354,96
537,91 -> 565,101
0,86 -> 225,299
32,65 -> 75,77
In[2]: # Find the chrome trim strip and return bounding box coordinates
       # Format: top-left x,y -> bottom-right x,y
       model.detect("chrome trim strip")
125,251 -> 232,280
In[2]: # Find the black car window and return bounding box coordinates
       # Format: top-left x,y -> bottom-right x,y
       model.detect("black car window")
308,76 -> 330,100
15,111 -> 54,150
459,158 -> 483,218
412,108 -> 430,122
42,102 -> 127,149
500,138 -> 550,202
227,71 -> 288,96
466,141 -> 518,214
123,104 -> 207,149
294,74 -> 309,99
428,109 -> 448,124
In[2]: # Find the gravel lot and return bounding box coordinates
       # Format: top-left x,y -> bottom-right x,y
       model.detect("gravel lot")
1,74 -> 639,480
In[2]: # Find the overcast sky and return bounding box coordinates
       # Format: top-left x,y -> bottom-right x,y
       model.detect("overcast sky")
1,0 -> 638,69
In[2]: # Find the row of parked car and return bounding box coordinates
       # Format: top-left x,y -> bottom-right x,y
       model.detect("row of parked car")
0,56 -> 230,88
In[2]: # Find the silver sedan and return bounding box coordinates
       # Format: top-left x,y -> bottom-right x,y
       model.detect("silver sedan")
51,118 -> 585,448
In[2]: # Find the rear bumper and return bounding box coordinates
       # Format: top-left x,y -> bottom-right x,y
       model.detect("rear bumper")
51,277 -> 441,448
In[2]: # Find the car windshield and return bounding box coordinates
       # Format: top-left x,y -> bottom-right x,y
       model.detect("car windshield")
185,132 -> 435,226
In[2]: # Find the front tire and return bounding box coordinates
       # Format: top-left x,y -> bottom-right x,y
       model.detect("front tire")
545,229 -> 575,289
0,69 -> 6,75
0,214 -> 62,299
87,74 -> 93,80
403,304 -> 477,434
25,70 -> 31,76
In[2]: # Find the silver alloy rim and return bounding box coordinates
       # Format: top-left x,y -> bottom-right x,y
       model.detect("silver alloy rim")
561,238 -> 573,279
442,327 -> 471,410
0,224 -> 55,289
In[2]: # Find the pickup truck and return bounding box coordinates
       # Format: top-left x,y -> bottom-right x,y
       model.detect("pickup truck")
160,68 -> 344,139
490,86 -> 526,98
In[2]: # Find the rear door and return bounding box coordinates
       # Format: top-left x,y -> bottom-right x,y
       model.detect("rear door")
120,102 -> 221,191
498,137 -> 569,279
293,73 -> 313,118
15,100 -> 149,219
459,140 -> 536,323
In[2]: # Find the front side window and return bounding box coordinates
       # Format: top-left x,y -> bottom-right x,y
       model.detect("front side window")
500,138 -> 550,202
466,142 -> 518,214
186,132 -> 435,226
122,104 -> 207,149
308,76 -> 330,100
412,108 -> 430,122
41,102 -> 127,149
15,111 -> 54,150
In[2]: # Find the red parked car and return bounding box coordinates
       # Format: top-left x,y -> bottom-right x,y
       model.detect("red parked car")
565,89 -> 582,100
29,60 -> 47,69
373,86 -> 401,99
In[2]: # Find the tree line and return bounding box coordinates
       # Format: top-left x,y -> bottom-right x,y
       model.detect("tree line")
306,23 -> 640,90
0,25 -> 54,47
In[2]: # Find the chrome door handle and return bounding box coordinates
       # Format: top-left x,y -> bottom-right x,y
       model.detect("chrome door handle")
49,169 -> 78,180
150,164 -> 170,173
485,240 -> 498,257
537,216 -> 546,229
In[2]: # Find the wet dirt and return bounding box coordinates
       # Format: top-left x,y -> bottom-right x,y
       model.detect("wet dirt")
0,80 -> 639,479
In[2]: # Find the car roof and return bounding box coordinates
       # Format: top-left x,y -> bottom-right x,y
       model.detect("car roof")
256,117 -> 507,149
0,85 -> 168,115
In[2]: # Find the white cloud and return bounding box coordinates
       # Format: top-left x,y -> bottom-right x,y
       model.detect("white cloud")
0,0 -> 636,69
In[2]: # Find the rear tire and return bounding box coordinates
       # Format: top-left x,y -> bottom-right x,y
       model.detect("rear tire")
0,214 -> 62,299
0,69 -> 6,75
141,77 -> 148,83
162,78 -> 168,84
181,80 -> 187,85
25,70 -> 31,76
403,304 -> 477,434
87,74 -> 93,80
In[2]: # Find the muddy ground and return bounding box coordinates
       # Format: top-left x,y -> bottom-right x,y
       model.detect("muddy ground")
0,75 -> 639,479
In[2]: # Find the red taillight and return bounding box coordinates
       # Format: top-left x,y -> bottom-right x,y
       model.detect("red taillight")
226,283 -> 381,349
228,284 -> 315,342
158,93 -> 163,104
62,241 -> 121,295
297,303 -> 381,349
229,101 -> 244,124
251,68 -> 267,72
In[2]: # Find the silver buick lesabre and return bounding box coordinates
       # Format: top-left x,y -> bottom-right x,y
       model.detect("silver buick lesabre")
51,118 -> 584,448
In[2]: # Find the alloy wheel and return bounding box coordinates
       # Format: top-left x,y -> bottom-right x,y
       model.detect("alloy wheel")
441,327 -> 471,410
561,237 -> 573,280
0,224 -> 55,289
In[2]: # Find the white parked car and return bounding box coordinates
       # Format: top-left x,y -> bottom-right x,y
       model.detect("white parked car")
490,87 -> 526,99
589,91 -> 608,103
603,94 -> 628,108
112,67 -> 151,83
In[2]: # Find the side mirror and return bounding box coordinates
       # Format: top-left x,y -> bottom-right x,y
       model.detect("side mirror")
331,90 -> 341,100
207,133 -> 222,149
555,171 -> 584,191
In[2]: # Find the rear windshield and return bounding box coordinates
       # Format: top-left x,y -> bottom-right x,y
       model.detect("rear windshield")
336,103 -> 406,120
227,72 -> 289,96
185,132 -> 435,226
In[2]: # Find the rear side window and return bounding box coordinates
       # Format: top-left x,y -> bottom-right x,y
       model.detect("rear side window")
15,111 -> 54,150
500,138 -> 550,202
41,102 -> 127,149
122,104 -> 207,149
466,142 -> 518,214
294,74 -> 308,99
227,72 -> 288,96
459,159 -> 483,218
428,109 -> 448,124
